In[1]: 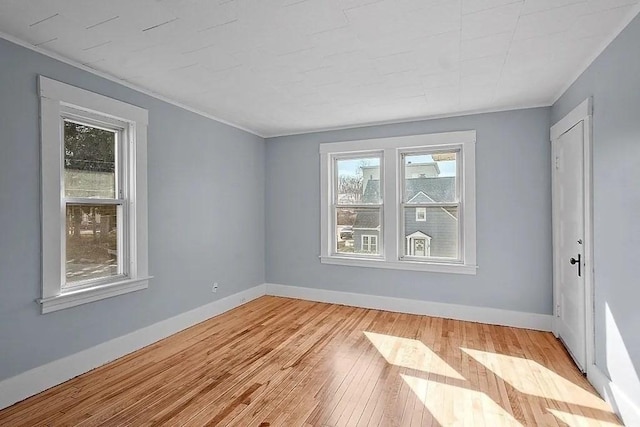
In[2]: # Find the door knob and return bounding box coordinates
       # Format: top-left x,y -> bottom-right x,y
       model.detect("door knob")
570,254 -> 581,277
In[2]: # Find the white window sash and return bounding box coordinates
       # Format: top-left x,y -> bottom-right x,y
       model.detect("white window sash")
329,151 -> 384,258
61,113 -> 129,288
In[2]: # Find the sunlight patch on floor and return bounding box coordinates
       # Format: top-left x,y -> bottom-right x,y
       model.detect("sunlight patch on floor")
461,347 -> 612,412
364,331 -> 464,379
548,408 -> 622,427
401,373 -> 522,426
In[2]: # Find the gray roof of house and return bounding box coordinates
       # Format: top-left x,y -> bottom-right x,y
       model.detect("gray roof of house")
361,177 -> 455,204
362,179 -> 381,203
405,177 -> 455,203
354,177 -> 455,229
352,209 -> 380,228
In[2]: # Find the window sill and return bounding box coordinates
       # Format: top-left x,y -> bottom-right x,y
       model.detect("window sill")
320,256 -> 477,275
38,276 -> 152,314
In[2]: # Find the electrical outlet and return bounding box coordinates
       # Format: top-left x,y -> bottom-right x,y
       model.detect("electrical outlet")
212,282 -> 218,293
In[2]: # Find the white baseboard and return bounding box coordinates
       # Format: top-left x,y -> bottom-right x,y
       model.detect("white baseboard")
1,282 -> 555,412
265,283 -> 553,332
0,284 -> 266,411
588,364 -> 640,427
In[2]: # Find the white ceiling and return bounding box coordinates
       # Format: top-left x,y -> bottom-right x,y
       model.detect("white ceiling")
0,0 -> 638,137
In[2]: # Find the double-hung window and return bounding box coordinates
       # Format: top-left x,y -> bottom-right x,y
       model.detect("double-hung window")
401,149 -> 461,262
320,131 -> 476,274
39,76 -> 151,313
332,154 -> 383,257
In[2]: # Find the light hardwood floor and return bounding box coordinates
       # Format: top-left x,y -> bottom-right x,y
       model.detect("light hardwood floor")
0,296 -> 621,426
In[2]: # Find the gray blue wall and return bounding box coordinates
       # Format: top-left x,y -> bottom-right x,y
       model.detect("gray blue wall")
266,107 -> 552,315
0,38 -> 265,381
552,13 -> 640,411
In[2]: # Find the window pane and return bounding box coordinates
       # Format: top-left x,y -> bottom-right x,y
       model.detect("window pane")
336,156 -> 381,204
66,204 -> 120,285
336,207 -> 381,255
403,151 -> 457,203
404,206 -> 458,259
64,120 -> 116,198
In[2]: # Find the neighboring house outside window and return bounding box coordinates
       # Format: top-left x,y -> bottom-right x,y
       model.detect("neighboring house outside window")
361,235 -> 378,253
406,231 -> 431,257
39,76 -> 151,313
353,175 -> 458,259
320,131 -> 476,274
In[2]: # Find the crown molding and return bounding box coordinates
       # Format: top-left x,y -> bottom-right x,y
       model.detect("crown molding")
265,103 -> 551,139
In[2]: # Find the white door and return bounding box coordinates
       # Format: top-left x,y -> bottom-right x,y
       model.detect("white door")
414,238 -> 426,256
553,122 -> 586,371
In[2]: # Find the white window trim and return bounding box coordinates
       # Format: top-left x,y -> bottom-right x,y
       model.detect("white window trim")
320,131 -> 477,275
416,207 -> 426,221
39,76 -> 151,313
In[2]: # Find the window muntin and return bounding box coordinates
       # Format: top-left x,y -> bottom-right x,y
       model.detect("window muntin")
332,154 -> 383,257
401,150 -> 461,262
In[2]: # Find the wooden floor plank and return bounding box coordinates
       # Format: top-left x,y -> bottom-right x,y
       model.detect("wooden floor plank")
0,296 -> 622,426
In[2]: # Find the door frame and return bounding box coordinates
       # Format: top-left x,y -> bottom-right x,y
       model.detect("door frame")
550,97 -> 594,372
